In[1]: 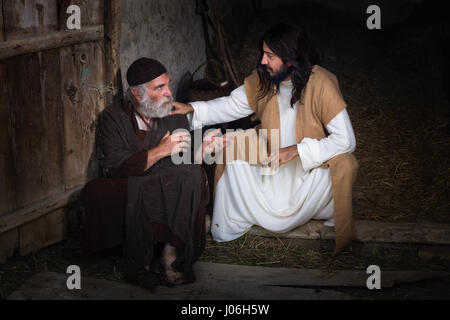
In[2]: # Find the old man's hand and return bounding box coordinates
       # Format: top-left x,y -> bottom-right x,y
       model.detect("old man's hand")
158,130 -> 191,157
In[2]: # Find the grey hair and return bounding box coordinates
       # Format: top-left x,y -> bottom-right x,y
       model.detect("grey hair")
125,83 -> 149,104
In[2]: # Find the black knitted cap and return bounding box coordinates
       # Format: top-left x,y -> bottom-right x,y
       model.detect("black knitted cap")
126,57 -> 167,87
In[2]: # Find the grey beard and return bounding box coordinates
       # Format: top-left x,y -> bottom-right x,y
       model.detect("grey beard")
137,96 -> 173,119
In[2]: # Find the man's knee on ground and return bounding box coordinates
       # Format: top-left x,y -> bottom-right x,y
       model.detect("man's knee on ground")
329,153 -> 359,181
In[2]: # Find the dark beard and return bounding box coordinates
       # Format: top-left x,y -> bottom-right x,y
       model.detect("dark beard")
265,64 -> 291,84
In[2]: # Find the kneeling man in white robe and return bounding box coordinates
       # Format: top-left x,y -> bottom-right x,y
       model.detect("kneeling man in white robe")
172,23 -> 359,254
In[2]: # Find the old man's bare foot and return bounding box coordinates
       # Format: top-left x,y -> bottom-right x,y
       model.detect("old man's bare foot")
161,243 -> 184,285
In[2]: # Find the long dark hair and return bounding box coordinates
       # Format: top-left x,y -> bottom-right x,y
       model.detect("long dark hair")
257,23 -> 319,107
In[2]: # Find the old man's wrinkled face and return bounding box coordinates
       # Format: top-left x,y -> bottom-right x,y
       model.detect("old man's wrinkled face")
133,72 -> 174,119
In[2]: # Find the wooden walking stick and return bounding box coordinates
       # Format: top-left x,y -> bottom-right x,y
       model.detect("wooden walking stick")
210,0 -> 239,88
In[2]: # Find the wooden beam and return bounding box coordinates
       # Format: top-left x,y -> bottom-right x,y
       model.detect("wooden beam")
206,217 -> 450,245
0,228 -> 18,264
0,186 -> 82,234
0,61 -> 16,216
418,246 -> 450,261
19,209 -> 67,256
0,25 -> 103,60
193,262 -> 450,288
104,0 -> 123,105
354,220 -> 450,245
60,42 -> 106,189
7,270 -> 355,300
7,264 -> 450,299
210,0 -> 239,88
0,0 -> 4,41
6,50 -> 65,208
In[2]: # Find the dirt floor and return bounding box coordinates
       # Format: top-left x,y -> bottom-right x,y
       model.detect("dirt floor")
1,218 -> 450,299
1,2 -> 449,300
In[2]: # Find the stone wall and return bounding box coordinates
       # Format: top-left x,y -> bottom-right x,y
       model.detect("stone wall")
120,0 -> 206,97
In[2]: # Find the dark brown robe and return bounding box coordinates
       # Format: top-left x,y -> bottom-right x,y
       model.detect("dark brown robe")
82,100 -> 206,283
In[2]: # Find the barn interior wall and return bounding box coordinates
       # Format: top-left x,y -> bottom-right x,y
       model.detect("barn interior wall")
225,0 -> 425,25
120,0 -> 207,98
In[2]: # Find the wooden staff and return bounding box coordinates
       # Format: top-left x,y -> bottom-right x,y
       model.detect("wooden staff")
210,0 -> 239,88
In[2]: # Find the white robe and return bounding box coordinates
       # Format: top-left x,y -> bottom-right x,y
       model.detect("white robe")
188,80 -> 356,242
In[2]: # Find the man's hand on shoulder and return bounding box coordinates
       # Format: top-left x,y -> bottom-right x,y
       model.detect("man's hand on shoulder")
171,101 -> 194,115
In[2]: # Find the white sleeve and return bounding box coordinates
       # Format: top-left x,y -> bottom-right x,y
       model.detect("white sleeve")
297,109 -> 356,171
186,85 -> 255,130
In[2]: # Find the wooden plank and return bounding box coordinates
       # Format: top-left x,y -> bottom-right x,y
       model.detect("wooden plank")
45,208 -> 67,246
19,208 -> 67,256
0,0 -> 4,41
59,45 -> 81,189
82,0 -> 104,26
7,270 -> 355,300
243,219 -> 450,245
41,48 -> 66,194
0,25 -> 104,60
0,227 -> 18,264
187,278 -> 354,300
8,264 -> 450,300
6,50 -> 64,208
61,41 -> 106,189
3,0 -> 58,40
84,39 -> 107,179
104,0 -> 123,105
19,213 -> 47,256
194,262 -> 450,288
0,62 -> 16,216
8,271 -> 155,300
0,186 -> 82,234
6,53 -> 44,207
418,246 -> 450,261
354,220 -> 450,245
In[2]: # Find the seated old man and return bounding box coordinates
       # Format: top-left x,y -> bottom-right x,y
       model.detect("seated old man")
172,23 -> 359,254
82,58 -> 224,292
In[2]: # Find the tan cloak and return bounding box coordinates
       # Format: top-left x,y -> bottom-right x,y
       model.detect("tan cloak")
214,65 -> 359,254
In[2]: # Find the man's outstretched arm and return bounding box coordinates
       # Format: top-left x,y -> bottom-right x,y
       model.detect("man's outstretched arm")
171,85 -> 254,130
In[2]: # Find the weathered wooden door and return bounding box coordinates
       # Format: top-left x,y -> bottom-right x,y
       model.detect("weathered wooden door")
0,0 -> 112,261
